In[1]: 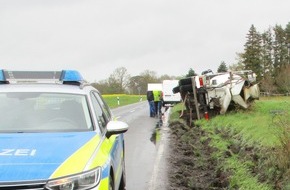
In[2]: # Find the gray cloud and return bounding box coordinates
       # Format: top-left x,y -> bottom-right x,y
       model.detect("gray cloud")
0,0 -> 289,82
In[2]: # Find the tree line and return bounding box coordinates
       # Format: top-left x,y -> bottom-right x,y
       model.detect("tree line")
232,22 -> 290,94
92,22 -> 290,95
91,67 -> 178,95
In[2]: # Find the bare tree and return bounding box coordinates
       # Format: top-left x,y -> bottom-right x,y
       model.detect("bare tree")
139,70 -> 159,83
108,67 -> 131,94
91,79 -> 110,94
128,75 -> 146,95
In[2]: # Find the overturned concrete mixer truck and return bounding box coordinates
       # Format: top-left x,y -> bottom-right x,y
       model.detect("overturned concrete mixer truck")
173,70 -> 260,124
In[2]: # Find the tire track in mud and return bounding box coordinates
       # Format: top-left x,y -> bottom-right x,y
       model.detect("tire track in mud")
167,121 -> 229,190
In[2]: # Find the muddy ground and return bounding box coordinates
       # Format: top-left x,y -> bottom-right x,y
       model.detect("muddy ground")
165,119 -> 287,190
166,120 -> 231,190
163,103 -> 290,190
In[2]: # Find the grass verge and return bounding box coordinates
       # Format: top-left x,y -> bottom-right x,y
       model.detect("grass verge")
168,96 -> 290,189
102,94 -> 146,108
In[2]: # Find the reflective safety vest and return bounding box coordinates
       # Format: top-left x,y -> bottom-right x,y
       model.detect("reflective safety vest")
153,90 -> 162,101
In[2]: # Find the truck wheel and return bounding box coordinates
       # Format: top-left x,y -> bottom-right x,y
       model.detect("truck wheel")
180,84 -> 193,93
172,86 -> 180,93
179,77 -> 192,86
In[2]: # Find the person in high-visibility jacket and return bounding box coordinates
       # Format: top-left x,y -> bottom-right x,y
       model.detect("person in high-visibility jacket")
153,90 -> 162,117
146,90 -> 155,117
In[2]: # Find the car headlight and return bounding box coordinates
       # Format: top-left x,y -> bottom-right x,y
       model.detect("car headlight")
45,167 -> 101,190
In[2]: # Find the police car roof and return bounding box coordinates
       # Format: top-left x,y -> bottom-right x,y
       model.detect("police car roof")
0,70 -> 84,84
0,70 -> 96,94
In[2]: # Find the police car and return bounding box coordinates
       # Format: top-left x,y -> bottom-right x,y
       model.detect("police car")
0,70 -> 129,190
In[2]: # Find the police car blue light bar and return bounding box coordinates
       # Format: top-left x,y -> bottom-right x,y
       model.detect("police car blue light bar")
0,70 -> 84,84
0,70 -> 5,81
60,70 -> 84,82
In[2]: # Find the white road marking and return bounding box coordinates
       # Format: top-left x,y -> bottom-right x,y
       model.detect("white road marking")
148,108 -> 171,190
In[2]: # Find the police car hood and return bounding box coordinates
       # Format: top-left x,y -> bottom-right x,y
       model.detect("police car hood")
0,132 -> 96,182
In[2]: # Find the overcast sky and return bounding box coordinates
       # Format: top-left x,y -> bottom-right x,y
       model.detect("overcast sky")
0,0 -> 289,82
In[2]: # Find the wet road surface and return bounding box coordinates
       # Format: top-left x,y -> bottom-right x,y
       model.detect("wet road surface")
112,101 -> 170,190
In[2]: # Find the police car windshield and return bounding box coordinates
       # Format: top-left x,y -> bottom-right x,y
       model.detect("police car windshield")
0,92 -> 93,132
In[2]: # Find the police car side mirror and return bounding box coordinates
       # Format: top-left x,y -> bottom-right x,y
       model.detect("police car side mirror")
106,120 -> 129,138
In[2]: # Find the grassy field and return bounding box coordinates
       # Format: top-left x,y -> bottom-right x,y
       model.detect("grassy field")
102,94 -> 146,108
169,96 -> 290,189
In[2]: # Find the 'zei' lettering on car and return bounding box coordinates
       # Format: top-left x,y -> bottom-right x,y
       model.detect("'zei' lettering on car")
0,149 -> 36,156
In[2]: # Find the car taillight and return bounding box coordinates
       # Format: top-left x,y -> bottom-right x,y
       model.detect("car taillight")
199,77 -> 204,87
204,112 -> 209,120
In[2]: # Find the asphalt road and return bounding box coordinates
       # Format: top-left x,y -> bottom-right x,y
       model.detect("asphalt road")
112,101 -> 170,190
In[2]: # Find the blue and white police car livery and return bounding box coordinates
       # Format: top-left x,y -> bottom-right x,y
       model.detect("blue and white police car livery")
0,70 -> 129,190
